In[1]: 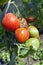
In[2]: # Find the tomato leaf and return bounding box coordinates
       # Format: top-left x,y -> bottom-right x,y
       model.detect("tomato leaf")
19,48 -> 29,58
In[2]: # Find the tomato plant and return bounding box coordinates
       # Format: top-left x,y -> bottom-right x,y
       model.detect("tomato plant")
14,28 -> 29,42
2,13 -> 20,32
0,0 -> 43,65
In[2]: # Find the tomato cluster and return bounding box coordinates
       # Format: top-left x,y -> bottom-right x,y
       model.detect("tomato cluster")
2,13 -> 40,50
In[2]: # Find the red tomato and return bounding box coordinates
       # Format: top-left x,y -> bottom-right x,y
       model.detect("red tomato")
14,28 -> 29,43
26,16 -> 34,22
29,16 -> 34,22
2,13 -> 20,32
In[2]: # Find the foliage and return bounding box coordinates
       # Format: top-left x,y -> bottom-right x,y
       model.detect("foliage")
0,0 -> 43,65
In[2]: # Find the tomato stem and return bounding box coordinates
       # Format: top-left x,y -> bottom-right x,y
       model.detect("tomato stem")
9,51 -> 16,65
11,1 -> 21,17
2,0 -> 11,18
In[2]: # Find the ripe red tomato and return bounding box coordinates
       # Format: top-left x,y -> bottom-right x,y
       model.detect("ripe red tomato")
29,16 -> 34,22
14,28 -> 29,43
19,18 -> 28,28
26,16 -> 34,22
2,13 -> 20,32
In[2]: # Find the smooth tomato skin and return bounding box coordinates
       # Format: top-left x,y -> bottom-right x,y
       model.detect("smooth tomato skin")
25,38 -> 40,50
28,26 -> 39,38
2,13 -> 20,32
26,16 -> 34,22
29,16 -> 34,22
15,28 -> 29,43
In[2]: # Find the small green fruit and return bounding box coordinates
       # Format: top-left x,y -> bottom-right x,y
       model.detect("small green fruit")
28,26 -> 39,38
25,38 -> 40,51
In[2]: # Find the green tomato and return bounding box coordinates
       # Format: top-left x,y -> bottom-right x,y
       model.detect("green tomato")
0,0 -> 9,4
28,26 -> 39,38
25,38 -> 40,51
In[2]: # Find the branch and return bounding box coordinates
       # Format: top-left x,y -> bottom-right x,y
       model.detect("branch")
2,0 -> 11,18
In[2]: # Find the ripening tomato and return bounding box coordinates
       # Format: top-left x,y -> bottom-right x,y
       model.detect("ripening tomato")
19,18 -> 28,28
26,16 -> 35,22
2,13 -> 20,32
14,28 -> 29,43
28,26 -> 39,38
0,0 -> 8,4
29,16 -> 34,22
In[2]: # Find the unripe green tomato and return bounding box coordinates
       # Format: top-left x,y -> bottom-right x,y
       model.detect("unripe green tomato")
25,38 -> 40,51
0,0 -> 9,4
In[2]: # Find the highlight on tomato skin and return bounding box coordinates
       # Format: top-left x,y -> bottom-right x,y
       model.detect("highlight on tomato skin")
2,13 -> 20,32
14,28 -> 29,43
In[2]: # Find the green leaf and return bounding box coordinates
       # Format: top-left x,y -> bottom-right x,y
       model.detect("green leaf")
19,48 -> 29,58
32,53 -> 39,60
